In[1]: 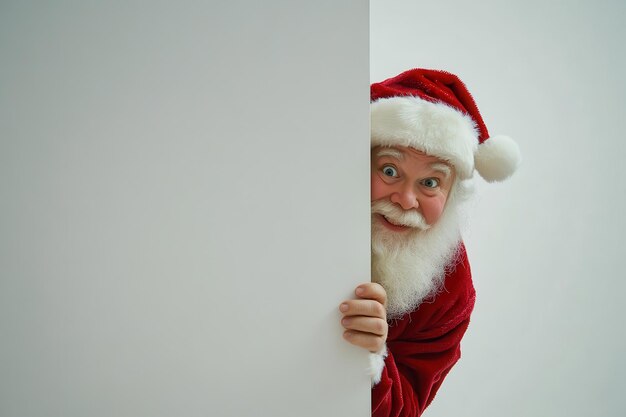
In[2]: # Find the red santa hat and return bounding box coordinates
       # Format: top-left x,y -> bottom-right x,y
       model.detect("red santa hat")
371,68 -> 521,182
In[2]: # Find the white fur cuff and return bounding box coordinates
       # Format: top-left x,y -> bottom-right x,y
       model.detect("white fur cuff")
371,96 -> 478,180
368,345 -> 388,386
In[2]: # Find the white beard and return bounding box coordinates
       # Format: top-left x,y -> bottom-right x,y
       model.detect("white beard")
371,180 -> 473,319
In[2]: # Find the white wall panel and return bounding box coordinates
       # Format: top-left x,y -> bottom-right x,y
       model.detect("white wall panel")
0,2 -> 370,416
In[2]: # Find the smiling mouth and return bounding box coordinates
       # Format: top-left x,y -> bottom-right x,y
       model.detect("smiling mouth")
378,214 -> 411,232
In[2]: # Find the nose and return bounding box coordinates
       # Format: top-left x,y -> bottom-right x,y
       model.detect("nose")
390,185 -> 419,210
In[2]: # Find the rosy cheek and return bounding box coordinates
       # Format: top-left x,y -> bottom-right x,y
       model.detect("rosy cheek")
421,195 -> 446,224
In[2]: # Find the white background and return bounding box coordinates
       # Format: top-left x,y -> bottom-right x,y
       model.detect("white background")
372,1 -> 626,416
0,1 -> 370,416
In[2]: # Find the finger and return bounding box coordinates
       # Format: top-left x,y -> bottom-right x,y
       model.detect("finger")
355,282 -> 387,307
339,299 -> 386,319
343,330 -> 385,353
341,316 -> 387,337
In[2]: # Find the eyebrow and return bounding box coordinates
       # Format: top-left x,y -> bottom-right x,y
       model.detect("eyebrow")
375,148 -> 404,160
375,148 -> 452,178
430,163 -> 452,179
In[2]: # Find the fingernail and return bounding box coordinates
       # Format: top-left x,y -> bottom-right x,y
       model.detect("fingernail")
340,303 -> 348,312
355,287 -> 364,296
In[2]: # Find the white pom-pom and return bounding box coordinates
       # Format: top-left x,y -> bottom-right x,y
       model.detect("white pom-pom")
474,135 -> 521,182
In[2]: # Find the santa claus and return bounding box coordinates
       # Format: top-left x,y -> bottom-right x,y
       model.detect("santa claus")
339,69 -> 521,416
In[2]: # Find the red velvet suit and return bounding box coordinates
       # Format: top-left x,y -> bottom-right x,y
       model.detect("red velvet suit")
372,244 -> 476,417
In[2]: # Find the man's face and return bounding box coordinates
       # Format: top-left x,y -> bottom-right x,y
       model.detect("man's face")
371,146 -> 455,232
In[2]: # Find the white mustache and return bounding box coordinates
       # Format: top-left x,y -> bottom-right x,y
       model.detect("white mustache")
371,200 -> 431,230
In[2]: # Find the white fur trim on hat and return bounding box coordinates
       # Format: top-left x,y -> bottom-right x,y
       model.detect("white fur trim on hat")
474,134 -> 521,182
371,96 -> 479,180
368,345 -> 388,386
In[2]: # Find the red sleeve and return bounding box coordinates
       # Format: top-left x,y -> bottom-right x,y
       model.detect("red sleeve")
372,245 -> 476,417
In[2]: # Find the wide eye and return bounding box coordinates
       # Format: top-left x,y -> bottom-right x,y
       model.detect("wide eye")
421,178 -> 440,188
382,165 -> 398,177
